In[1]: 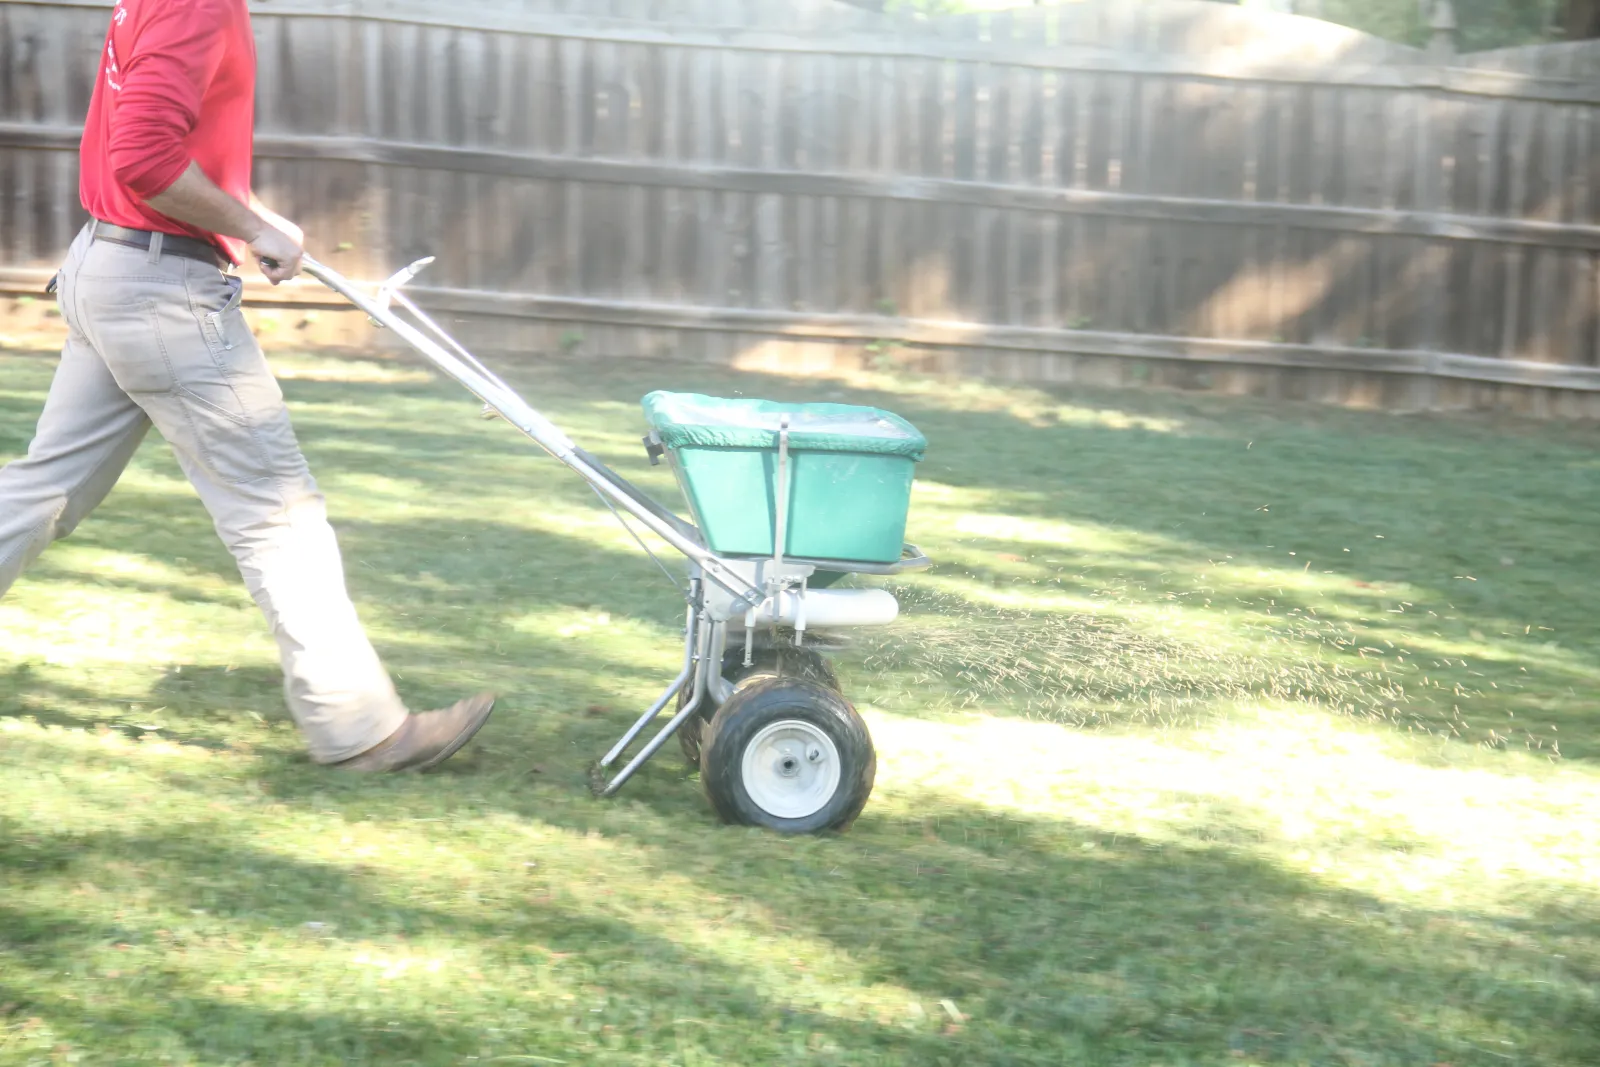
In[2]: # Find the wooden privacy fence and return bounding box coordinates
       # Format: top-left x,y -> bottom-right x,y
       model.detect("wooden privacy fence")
3,0 -> 1600,415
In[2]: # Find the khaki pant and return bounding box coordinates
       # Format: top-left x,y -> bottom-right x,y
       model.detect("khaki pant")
0,223 -> 406,763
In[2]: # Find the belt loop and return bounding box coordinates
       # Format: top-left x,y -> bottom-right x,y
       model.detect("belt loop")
89,219 -> 100,242
147,231 -> 164,264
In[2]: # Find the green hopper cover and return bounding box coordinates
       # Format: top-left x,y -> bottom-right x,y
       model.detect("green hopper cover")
641,391 -> 927,460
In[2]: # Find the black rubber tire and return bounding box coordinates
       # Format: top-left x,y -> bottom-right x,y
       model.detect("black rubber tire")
676,645 -> 840,765
699,677 -> 875,834
726,643 -> 841,693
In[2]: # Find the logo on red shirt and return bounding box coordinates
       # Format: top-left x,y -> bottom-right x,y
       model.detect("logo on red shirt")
105,0 -> 127,90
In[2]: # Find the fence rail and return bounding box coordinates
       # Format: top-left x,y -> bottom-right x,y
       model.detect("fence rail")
3,0 -> 1600,415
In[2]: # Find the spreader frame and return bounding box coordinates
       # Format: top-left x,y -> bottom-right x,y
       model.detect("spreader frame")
301,255 -> 929,802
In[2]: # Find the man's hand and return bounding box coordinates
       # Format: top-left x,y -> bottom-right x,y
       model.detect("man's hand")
247,197 -> 304,286
249,224 -> 303,286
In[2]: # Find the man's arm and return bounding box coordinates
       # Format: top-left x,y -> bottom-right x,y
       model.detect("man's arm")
146,165 -> 303,284
105,2 -> 302,284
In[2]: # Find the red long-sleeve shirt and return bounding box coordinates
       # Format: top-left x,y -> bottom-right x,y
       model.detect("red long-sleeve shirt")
79,0 -> 256,265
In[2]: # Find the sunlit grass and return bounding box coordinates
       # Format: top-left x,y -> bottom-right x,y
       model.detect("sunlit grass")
2,350 -> 1598,1066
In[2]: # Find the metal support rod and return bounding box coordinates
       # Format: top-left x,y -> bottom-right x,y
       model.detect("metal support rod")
707,620 -> 733,706
599,615 -> 714,796
311,258 -> 576,455
600,668 -> 689,770
772,415 -> 790,589
566,450 -> 755,605
390,288 -> 516,394
599,602 -> 697,769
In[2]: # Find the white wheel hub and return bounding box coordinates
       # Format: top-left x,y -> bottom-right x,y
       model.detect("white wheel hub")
740,719 -> 841,820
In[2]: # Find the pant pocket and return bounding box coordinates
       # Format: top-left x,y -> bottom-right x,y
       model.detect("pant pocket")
202,276 -> 246,352
138,294 -> 297,488
172,389 -> 281,488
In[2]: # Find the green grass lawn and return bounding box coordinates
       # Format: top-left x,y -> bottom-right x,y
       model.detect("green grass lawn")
1,348 -> 1597,1066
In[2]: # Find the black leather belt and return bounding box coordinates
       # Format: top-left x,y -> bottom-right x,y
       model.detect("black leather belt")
90,220 -> 229,269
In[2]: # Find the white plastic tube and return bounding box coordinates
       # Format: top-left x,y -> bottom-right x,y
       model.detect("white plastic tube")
746,589 -> 900,629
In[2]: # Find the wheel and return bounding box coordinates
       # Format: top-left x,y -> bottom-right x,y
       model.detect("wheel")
699,677 -> 875,834
676,644 -> 840,765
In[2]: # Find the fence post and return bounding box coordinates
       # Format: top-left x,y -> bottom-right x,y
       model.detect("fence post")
1427,1 -> 1458,62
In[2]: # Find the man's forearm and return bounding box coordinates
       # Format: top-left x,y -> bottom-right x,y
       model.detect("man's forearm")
145,162 -> 264,243
140,163 -> 303,284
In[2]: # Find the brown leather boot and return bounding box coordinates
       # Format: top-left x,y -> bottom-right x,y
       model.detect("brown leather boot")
334,693 -> 496,773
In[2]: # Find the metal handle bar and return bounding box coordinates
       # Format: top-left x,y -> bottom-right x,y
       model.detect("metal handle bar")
296,255 -> 764,608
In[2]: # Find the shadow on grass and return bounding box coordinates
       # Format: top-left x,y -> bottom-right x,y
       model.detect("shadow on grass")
335,361 -> 1600,757
2,776 -> 1595,1066
6,349 -> 1600,757
0,665 -> 247,751
2,423 -> 1597,1065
